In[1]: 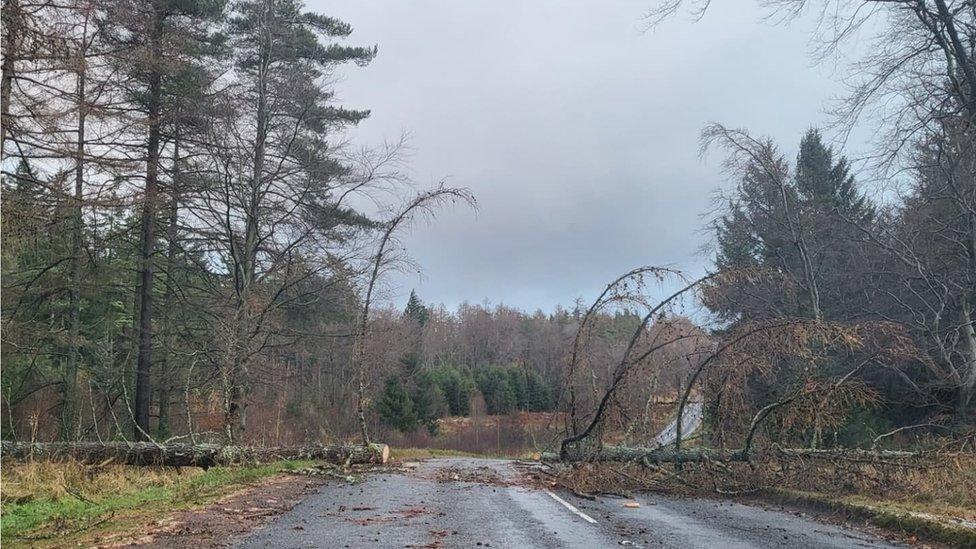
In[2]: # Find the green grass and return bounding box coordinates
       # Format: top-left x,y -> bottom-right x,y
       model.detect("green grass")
1,460 -> 314,547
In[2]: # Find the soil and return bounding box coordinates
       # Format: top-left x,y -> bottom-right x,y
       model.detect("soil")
94,474 -> 328,548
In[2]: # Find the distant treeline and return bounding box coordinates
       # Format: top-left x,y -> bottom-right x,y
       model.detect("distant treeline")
377,363 -> 556,434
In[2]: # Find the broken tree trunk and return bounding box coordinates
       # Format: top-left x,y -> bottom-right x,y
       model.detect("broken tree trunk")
543,444 -> 926,464
0,441 -> 390,468
771,447 -> 921,461
545,444 -> 748,463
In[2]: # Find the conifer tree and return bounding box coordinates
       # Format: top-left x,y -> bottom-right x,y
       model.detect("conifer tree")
102,0 -> 226,440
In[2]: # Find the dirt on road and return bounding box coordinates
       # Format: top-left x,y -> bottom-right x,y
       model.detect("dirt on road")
98,474 -> 327,548
79,457 -> 936,548
230,457 -> 905,549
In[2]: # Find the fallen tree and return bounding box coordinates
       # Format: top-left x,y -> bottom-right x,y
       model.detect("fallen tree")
544,444 -> 926,464
0,441 -> 390,468
546,444 -> 746,463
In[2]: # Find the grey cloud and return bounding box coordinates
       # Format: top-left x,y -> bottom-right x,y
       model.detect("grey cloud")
317,0 -> 872,311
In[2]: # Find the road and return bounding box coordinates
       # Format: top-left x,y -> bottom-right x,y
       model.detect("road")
236,458 -> 901,549
649,401 -> 703,448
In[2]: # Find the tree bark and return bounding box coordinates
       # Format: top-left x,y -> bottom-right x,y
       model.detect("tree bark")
1,0 -> 19,152
544,444 -> 923,463
157,138 -> 181,440
133,10 -> 164,441
547,445 -> 748,463
1,441 -> 390,467
958,295 -> 976,419
61,41 -> 87,441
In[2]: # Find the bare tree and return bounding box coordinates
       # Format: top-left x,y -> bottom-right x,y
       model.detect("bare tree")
353,185 -> 476,445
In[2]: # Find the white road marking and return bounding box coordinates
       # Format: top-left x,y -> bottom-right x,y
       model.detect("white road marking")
545,489 -> 598,524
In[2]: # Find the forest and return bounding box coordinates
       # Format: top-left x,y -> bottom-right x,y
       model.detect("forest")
1,0 -> 974,461
2,0 -> 975,545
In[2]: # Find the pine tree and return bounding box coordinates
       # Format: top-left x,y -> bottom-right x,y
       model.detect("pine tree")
710,129 -> 877,322
404,290 -> 430,326
102,0 -> 226,440
795,129 -> 873,222
207,0 -> 375,441
412,373 -> 447,435
377,376 -> 416,433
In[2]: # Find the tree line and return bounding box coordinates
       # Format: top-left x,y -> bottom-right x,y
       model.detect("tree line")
3,0 -> 973,450
1,0 -> 398,444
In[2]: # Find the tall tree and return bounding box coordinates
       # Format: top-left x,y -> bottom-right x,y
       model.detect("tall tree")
102,0 -> 225,440
198,0 -> 376,441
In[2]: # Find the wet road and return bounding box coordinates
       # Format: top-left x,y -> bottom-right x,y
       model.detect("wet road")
236,457 -> 901,549
649,401 -> 703,448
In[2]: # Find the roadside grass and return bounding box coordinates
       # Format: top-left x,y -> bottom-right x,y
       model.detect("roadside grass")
550,452 -> 976,547
0,458 -> 315,547
765,457 -> 976,547
764,489 -> 976,548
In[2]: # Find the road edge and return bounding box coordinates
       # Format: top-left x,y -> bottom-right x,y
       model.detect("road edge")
758,488 -> 976,548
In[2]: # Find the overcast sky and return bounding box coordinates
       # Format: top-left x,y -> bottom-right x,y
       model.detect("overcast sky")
315,0 -> 869,312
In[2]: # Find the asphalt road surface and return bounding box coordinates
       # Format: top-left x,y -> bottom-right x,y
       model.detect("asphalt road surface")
649,401 -> 703,448
237,457 -> 901,549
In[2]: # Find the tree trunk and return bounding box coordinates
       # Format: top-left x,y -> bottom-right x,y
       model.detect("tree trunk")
0,441 -> 390,467
61,49 -> 87,441
545,444 -> 923,463
133,12 -> 164,441
959,295 -> 976,420
0,0 -> 19,152
157,138 -> 181,440
548,445 -> 748,463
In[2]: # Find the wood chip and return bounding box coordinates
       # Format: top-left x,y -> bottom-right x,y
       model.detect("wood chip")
623,501 -> 641,508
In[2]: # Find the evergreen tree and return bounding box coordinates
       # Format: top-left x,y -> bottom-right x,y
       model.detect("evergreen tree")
525,370 -> 554,412
710,129 -> 876,322
476,366 -> 517,415
428,365 -> 475,416
377,376 -> 416,433
412,373 -> 447,435
795,129 -> 873,222
404,290 -> 430,327
206,0 -> 375,441
102,0 -> 226,440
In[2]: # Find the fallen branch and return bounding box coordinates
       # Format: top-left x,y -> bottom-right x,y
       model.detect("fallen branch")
0,441 -> 390,468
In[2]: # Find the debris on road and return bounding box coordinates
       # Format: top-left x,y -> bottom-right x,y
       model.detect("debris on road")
285,461 -> 403,483
435,465 -> 512,486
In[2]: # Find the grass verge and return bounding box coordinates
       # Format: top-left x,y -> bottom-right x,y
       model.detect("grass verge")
761,489 -> 976,548
0,459 -> 315,548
